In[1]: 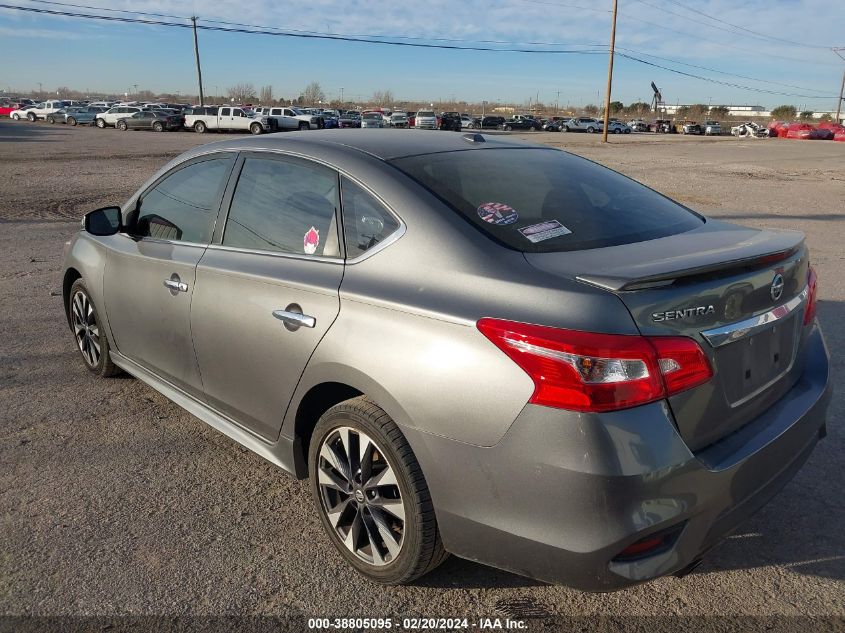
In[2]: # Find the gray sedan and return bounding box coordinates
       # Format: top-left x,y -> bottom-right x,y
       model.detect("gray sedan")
45,106 -> 105,126
62,130 -> 830,589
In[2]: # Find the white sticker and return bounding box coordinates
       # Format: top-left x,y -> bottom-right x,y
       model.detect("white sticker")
518,220 -> 572,243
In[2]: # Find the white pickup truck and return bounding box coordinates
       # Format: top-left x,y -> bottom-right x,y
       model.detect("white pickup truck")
253,106 -> 324,130
25,100 -> 65,121
185,106 -> 272,134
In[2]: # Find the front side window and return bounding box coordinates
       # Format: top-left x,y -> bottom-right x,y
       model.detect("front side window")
220,108 -> 230,116
222,157 -> 340,257
341,178 -> 400,259
390,148 -> 702,253
134,156 -> 235,243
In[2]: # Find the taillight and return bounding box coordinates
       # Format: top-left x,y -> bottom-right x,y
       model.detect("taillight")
477,319 -> 712,413
803,265 -> 818,325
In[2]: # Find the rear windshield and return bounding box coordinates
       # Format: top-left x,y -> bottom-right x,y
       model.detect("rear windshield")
390,148 -> 703,253
417,111 -> 435,117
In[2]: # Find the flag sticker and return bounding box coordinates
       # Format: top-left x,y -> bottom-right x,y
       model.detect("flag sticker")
477,202 -> 519,226
518,220 -> 572,243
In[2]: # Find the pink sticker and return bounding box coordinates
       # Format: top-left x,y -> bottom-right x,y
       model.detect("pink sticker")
304,226 -> 320,254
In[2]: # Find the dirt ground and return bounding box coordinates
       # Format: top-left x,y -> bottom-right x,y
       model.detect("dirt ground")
0,120 -> 843,632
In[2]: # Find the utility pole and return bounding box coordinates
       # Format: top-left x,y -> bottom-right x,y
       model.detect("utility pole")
834,48 -> 845,125
601,0 -> 619,143
340,87 -> 344,103
191,16 -> 205,106
556,90 -> 560,114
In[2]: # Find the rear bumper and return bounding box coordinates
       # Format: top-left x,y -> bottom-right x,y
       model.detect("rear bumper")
402,325 -> 831,591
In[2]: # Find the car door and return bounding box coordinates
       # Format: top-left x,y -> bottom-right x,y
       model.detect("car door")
191,153 -> 344,440
103,153 -> 237,399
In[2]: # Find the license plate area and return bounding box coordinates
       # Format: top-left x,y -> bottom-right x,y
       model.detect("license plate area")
717,314 -> 798,406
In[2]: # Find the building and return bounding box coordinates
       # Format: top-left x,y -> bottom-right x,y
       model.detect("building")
661,104 -> 766,116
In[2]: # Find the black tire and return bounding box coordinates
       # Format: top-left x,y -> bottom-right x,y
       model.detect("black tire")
309,396 -> 448,585
624,128 -> 631,134
194,120 -> 206,134
96,118 -> 106,128
68,117 -> 77,126
47,116 -> 55,124
152,121 -> 164,132
299,122 -> 309,131
614,128 -> 621,134
27,112 -> 36,122
504,124 -> 512,131
250,122 -> 262,135
11,113 -> 20,120
67,279 -> 119,377
587,126 -> 595,133
117,120 -> 127,131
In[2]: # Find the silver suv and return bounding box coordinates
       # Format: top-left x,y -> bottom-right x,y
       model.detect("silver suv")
63,130 -> 830,590
563,117 -> 601,133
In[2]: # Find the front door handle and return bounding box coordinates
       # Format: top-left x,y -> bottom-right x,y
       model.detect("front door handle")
273,306 -> 316,330
163,278 -> 188,293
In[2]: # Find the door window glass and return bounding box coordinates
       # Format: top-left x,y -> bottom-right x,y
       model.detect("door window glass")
134,156 -> 235,243
340,178 -> 400,258
223,157 -> 340,257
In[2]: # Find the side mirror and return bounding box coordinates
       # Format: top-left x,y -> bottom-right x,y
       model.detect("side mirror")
84,206 -> 122,236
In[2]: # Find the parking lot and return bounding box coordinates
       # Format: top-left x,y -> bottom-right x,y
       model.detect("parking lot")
0,120 -> 843,630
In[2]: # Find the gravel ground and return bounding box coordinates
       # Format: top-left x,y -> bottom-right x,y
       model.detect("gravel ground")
0,120 -> 843,632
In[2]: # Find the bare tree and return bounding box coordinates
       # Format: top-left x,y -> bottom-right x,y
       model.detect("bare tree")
228,82 -> 257,103
583,104 -> 599,115
259,85 -> 274,104
302,82 -> 325,105
371,90 -> 394,106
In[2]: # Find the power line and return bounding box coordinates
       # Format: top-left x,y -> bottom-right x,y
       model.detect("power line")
0,3 -> 606,54
617,52 -> 835,99
513,0 -> 839,65
639,0 -> 839,50
615,47 -> 834,95
1,2 -> 837,99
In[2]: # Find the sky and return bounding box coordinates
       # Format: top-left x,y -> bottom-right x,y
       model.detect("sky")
0,0 -> 842,110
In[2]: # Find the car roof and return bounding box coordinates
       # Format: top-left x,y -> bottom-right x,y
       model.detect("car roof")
179,129 -> 542,162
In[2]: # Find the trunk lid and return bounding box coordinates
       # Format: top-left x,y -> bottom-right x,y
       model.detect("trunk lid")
524,220 -> 811,452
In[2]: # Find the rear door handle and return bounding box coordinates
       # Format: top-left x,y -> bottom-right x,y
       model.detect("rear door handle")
163,279 -> 188,293
273,308 -> 316,330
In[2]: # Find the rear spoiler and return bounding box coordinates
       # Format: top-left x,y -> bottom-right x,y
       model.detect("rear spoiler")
569,222 -> 805,292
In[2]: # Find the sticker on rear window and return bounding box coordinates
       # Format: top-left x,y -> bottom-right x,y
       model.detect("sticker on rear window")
477,202 -> 518,226
303,226 -> 320,254
518,220 -> 572,243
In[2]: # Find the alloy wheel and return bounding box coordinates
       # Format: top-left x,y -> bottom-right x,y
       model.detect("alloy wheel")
71,290 -> 100,367
317,426 -> 406,566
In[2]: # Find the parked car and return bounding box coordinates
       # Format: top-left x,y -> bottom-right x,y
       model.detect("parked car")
439,112 -> 462,131
63,130 -> 829,590
628,119 -> 649,132
651,119 -> 676,133
261,107 -> 323,131
414,110 -> 437,130
512,114 -> 543,130
24,100 -> 65,121
339,112 -> 361,128
460,114 -> 474,129
9,105 -> 36,120
499,118 -> 536,131
361,112 -> 385,128
599,120 -> 632,134
187,106 -> 271,134
466,116 -> 505,130
703,120 -> 721,135
562,117 -> 601,133
46,106 -> 104,126
96,106 -> 142,128
116,110 -> 184,132
389,113 -> 409,128
679,121 -> 702,135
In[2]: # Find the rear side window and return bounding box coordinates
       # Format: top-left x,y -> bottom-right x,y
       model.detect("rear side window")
135,156 -> 234,243
222,157 -> 340,257
390,148 -> 702,253
340,177 -> 400,259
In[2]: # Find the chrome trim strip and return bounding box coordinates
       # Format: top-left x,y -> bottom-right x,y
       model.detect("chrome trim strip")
700,285 -> 808,348
205,243 -> 343,264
